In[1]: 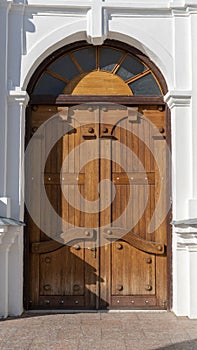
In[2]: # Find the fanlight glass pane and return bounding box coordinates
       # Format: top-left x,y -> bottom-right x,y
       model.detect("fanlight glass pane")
32,46 -> 163,96
100,48 -> 123,71
72,47 -> 96,72
129,73 -> 161,95
116,55 -> 146,81
33,72 -> 66,95
49,54 -> 79,80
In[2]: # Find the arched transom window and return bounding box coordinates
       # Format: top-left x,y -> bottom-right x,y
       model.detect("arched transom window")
32,46 -> 163,96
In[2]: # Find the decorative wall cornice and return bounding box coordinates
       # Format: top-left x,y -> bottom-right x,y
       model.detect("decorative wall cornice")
8,90 -> 29,106
172,218 -> 197,233
7,0 -> 196,46
172,219 -> 197,250
19,0 -> 197,10
164,90 -> 192,109
4,0 -> 197,46
176,233 -> 197,251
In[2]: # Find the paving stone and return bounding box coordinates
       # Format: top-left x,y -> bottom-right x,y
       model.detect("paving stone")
0,312 -> 197,349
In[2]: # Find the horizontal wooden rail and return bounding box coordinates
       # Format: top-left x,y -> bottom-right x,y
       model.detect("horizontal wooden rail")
30,95 -> 165,106
32,228 -> 95,253
103,227 -> 165,255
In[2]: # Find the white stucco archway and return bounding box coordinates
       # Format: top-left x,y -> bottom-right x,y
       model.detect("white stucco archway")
21,22 -> 173,92
1,0 -> 197,318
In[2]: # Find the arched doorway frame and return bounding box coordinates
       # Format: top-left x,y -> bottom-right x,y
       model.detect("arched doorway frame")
24,40 -> 172,311
27,39 -> 168,98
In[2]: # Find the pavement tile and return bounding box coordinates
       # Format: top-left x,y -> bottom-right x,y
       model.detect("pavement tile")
125,341 -> 157,350
100,342 -> 126,350
0,312 -> 197,350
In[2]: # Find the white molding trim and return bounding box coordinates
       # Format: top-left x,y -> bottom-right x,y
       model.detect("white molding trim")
87,6 -> 108,45
17,0 -> 197,12
0,0 -> 12,8
0,197 -> 11,218
0,228 -> 19,318
0,0 -> 12,196
164,90 -> 192,108
8,90 -> 29,106
173,219 -> 197,238
172,221 -> 197,318
177,232 -> 197,246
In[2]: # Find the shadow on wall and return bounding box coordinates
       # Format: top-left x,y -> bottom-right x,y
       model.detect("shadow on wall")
156,339 -> 197,350
9,0 -> 35,89
23,6 -> 35,56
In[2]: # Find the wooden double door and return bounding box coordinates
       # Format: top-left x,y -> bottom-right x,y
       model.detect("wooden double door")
26,103 -> 168,310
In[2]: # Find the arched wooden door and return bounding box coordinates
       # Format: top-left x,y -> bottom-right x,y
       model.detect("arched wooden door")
26,103 -> 168,310
25,42 -> 170,310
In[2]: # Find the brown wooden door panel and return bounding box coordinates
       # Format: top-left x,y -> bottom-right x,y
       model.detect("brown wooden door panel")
99,106 -> 167,308
39,245 -> 85,296
111,243 -> 156,296
27,104 -> 168,310
28,106 -> 99,308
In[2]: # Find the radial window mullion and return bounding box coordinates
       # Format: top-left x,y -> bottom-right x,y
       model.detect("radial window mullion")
111,53 -> 127,75
33,72 -> 66,95
48,54 -> 80,81
68,52 -> 83,73
46,69 -> 69,84
116,54 -> 147,81
125,69 -> 151,84
129,72 -> 162,96
72,47 -> 96,72
99,47 -> 124,72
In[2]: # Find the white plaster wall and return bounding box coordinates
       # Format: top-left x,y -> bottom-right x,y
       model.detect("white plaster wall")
21,10 -> 174,90
1,0 -> 197,317
0,227 -> 23,318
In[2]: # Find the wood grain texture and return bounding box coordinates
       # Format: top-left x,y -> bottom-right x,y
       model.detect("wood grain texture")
64,71 -> 132,96
27,104 -> 168,310
30,95 -> 165,105
103,230 -> 165,255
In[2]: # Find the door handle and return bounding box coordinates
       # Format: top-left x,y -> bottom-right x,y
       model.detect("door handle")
82,134 -> 97,140
99,135 -> 117,140
93,243 -> 96,258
